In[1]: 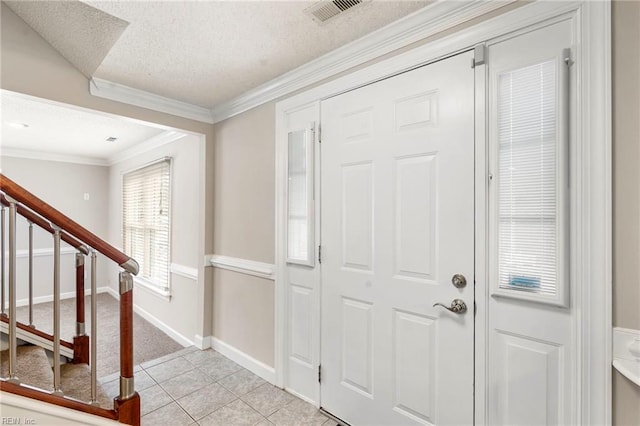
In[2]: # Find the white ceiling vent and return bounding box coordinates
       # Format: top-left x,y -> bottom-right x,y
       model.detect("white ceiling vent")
305,0 -> 371,24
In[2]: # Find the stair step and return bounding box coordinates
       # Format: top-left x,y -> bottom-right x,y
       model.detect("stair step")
61,363 -> 113,408
1,345 -> 112,409
0,345 -> 54,391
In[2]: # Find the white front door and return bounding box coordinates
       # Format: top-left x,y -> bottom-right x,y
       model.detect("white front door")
320,51 -> 476,425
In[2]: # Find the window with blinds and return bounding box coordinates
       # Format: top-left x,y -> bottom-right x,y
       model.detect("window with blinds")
122,158 -> 172,293
286,127 -> 315,266
496,59 -> 565,301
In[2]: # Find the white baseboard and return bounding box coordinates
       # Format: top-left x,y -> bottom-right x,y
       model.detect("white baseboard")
194,334 -> 212,350
103,286 -> 193,348
210,336 -> 276,384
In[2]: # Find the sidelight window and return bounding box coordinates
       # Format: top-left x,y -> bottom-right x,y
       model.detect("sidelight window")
492,57 -> 569,306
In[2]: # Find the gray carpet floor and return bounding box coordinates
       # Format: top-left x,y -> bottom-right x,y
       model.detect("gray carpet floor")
14,293 -> 183,378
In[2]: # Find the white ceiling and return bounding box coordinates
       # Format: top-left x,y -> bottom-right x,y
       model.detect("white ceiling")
1,0 -> 431,160
0,92 -> 168,164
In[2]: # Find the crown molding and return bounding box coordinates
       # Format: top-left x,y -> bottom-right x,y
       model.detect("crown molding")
210,0 -> 517,123
0,147 -> 108,166
89,77 -> 214,124
84,1 -> 516,125
106,130 -> 186,165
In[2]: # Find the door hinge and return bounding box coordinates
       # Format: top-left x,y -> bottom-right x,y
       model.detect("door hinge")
471,44 -> 486,68
318,364 -> 322,383
563,47 -> 573,67
318,245 -> 322,264
318,123 -> 322,144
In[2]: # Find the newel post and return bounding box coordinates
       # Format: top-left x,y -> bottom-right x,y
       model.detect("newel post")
114,271 -> 140,426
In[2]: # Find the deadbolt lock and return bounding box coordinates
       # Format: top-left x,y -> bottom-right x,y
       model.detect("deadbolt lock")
452,274 -> 467,288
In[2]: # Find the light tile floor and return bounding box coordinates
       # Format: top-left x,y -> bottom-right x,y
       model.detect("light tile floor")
99,346 -> 338,426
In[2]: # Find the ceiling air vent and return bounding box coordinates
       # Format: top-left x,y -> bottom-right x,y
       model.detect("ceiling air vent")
305,0 -> 371,24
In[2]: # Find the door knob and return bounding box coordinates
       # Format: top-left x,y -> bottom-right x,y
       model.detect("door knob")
433,299 -> 467,314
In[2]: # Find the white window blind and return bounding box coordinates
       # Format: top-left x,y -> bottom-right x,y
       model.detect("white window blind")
497,60 -> 559,297
122,159 -> 171,292
287,127 -> 315,266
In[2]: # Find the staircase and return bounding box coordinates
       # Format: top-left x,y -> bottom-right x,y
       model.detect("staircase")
0,174 -> 141,425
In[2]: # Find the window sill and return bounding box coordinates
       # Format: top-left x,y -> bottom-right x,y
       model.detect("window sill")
133,277 -> 171,301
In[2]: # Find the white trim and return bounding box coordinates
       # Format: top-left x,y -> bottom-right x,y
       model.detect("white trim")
12,246 -> 77,259
133,276 -> 171,300
210,336 -> 276,384
194,334 -> 212,350
170,263 -> 198,281
612,327 -> 640,387
0,148 -> 108,166
89,78 -> 214,124
573,1 -> 612,423
211,0 -> 517,123
208,254 -> 275,280
0,392 -> 120,425
103,286 -> 193,347
107,131 -> 187,165
275,1 -> 611,424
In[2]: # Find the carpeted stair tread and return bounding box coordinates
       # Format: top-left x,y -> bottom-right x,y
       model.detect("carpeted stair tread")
0,345 -> 54,391
60,363 -> 113,408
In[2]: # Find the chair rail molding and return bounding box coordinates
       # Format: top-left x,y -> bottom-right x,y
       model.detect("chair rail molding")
206,254 -> 275,281
612,327 -> 640,387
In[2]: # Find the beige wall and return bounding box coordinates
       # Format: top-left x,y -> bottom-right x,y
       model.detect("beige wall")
211,102 -> 276,363
213,102 -> 276,263
0,3 -> 214,341
212,269 -> 275,366
0,156 -> 110,301
612,1 -> 640,425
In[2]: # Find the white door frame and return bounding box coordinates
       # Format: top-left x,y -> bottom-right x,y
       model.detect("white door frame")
275,1 -> 611,424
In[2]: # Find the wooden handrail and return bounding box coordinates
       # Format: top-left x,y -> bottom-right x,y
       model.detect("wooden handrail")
0,174 -> 138,274
0,380 -> 119,421
0,195 -> 89,256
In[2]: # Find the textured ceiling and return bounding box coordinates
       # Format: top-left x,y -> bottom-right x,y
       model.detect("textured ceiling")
1,92 -> 167,161
4,0 -> 128,78
1,0 -> 430,158
84,0 -> 430,107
